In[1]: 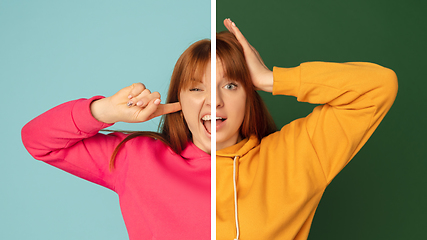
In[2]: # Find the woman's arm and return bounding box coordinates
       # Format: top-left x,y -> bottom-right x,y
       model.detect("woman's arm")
272,62 -> 398,182
21,96 -> 121,190
21,83 -> 181,190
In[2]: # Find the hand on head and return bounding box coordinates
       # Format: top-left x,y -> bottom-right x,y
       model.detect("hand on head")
223,18 -> 273,92
91,83 -> 181,124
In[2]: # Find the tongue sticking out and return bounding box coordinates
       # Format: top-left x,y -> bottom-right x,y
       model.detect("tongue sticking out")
203,118 -> 226,134
203,120 -> 211,134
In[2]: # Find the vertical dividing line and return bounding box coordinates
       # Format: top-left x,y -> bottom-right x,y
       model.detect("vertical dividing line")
210,0 -> 216,239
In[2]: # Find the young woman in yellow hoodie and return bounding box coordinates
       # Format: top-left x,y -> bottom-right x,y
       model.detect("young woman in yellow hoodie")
215,19 -> 398,239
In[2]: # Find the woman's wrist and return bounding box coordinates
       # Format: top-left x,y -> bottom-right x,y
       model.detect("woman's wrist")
90,97 -> 117,124
255,70 -> 274,93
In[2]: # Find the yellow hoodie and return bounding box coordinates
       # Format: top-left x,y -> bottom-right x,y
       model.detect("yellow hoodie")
216,62 -> 398,240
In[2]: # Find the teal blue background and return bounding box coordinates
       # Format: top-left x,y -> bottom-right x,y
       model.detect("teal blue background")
217,0 -> 427,239
1,1 -> 209,239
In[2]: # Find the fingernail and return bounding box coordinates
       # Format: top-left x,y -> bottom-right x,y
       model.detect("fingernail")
136,100 -> 144,106
232,21 -> 236,27
128,95 -> 132,99
154,99 -> 161,105
127,101 -> 133,107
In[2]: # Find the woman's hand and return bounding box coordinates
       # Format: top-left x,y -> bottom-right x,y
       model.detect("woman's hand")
90,83 -> 181,124
224,18 -> 274,92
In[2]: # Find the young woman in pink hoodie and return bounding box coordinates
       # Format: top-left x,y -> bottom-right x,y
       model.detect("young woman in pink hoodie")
22,39 -> 213,240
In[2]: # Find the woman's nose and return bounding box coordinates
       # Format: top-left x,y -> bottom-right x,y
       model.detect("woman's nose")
216,91 -> 224,108
204,90 -> 212,106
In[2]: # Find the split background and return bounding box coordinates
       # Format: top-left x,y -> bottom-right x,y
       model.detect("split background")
0,1 -> 210,239
1,0 -> 426,239
217,0 -> 427,239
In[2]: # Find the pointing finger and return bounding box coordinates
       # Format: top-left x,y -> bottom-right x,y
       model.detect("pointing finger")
150,102 -> 182,119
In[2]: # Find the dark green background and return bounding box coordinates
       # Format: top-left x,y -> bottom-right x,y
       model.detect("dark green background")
217,0 -> 426,239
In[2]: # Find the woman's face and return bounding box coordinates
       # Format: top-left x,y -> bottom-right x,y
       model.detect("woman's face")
216,61 -> 246,151
179,60 -> 247,153
179,62 -> 212,154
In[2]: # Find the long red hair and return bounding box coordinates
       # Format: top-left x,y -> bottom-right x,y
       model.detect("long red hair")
217,31 -> 276,141
110,32 -> 276,169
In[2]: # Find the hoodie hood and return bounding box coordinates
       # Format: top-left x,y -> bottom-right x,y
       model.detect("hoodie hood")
216,135 -> 259,159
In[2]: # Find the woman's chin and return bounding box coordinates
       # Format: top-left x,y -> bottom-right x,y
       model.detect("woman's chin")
216,135 -> 241,151
192,130 -> 212,154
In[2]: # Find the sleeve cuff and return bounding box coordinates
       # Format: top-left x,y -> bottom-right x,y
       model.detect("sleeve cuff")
272,66 -> 301,97
71,96 -> 114,134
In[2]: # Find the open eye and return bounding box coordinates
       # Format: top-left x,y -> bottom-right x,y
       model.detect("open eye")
224,82 -> 238,90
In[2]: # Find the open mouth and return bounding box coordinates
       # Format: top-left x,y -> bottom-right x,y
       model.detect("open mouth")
201,115 -> 226,134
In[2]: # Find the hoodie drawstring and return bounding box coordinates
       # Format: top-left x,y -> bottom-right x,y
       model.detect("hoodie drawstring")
233,155 -> 240,240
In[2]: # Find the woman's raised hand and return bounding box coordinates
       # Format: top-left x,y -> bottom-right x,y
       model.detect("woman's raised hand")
224,18 -> 274,92
90,83 -> 181,124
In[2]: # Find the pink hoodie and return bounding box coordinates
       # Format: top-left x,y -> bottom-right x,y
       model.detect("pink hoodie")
22,96 -> 211,239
